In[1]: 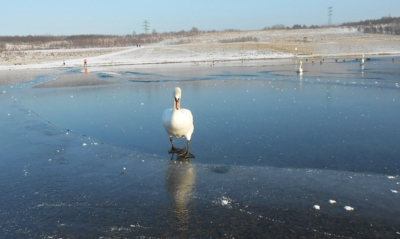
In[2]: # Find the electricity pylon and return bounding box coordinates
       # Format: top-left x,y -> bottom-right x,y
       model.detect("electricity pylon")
328,7 -> 333,26
143,20 -> 150,34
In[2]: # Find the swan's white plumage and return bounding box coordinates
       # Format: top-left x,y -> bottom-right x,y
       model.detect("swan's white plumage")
162,87 -> 194,141
297,61 -> 303,73
360,54 -> 365,66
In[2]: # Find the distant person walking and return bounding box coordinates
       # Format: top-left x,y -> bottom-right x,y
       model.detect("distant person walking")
84,59 -> 87,67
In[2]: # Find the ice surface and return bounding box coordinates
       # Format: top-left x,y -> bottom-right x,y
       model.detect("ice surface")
1,58 -> 400,238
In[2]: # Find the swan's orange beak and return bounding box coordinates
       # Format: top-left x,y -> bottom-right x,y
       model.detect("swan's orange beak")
175,98 -> 180,110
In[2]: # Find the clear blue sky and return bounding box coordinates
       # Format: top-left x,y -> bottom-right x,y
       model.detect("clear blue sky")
2,0 -> 399,36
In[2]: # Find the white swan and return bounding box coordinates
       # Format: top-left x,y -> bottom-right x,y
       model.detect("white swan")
360,54 -> 365,66
297,61 -> 303,73
162,87 -> 195,158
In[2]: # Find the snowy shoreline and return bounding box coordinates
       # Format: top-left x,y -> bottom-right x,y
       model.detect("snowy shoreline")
1,27 -> 400,72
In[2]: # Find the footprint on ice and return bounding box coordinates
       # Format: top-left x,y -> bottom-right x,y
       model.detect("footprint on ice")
388,176 -> 396,179
329,200 -> 336,204
344,206 -> 354,211
211,165 -> 230,174
313,205 -> 320,210
390,189 -> 398,194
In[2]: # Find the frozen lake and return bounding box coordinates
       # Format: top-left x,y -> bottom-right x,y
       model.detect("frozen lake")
1,57 -> 400,238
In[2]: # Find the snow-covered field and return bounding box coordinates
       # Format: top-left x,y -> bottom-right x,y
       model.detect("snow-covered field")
1,27 -> 400,71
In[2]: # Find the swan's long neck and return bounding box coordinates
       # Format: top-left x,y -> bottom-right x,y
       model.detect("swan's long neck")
174,97 -> 181,111
173,87 -> 182,111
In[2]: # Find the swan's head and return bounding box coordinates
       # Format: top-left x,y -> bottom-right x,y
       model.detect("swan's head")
174,87 -> 182,110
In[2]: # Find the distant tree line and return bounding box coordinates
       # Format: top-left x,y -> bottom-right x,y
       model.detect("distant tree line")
0,34 -> 160,51
361,24 -> 400,35
0,27 -> 207,52
340,16 -> 400,35
263,24 -> 327,30
218,36 -> 259,43
262,15 -> 400,34
341,16 -> 399,27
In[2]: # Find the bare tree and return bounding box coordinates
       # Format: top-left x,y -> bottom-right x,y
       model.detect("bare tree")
393,20 -> 400,35
271,24 -> 285,29
384,25 -> 392,34
378,25 -> 383,34
190,27 -> 199,33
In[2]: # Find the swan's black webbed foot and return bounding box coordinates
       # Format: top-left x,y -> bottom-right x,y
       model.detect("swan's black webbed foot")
178,148 -> 195,159
168,145 -> 182,154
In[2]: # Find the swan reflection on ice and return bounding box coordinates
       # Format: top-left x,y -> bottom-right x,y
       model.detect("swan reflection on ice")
166,158 -> 196,231
298,71 -> 303,86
